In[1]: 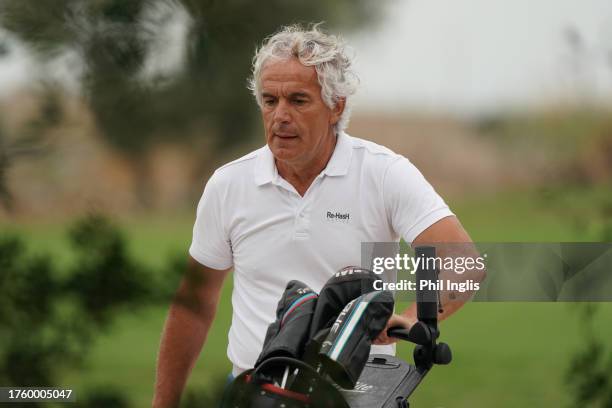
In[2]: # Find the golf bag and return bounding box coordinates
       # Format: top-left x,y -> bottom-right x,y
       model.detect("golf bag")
221,247 -> 452,408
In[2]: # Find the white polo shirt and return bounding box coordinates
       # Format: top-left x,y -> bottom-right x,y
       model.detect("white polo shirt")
189,132 -> 453,375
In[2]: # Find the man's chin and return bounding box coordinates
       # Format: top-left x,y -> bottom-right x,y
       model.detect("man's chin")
271,149 -> 299,163
269,142 -> 301,161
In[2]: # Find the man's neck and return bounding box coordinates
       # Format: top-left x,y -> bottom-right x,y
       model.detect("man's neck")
276,134 -> 337,196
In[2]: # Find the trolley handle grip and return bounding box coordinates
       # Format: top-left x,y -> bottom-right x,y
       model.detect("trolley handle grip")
387,326 -> 411,341
387,322 -> 433,345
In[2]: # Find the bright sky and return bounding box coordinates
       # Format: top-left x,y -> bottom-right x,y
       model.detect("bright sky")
348,0 -> 612,115
1,0 -> 611,115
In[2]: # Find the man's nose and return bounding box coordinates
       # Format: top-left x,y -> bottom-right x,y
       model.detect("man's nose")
273,99 -> 292,123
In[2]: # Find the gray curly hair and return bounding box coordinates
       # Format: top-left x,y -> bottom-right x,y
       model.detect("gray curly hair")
247,23 -> 359,133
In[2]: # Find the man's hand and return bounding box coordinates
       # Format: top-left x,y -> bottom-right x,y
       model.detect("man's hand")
373,313 -> 417,345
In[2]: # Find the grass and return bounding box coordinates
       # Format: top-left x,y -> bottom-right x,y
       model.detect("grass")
2,185 -> 611,407
405,302 -> 612,408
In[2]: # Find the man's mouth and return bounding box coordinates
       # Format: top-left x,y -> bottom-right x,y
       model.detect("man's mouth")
274,132 -> 298,138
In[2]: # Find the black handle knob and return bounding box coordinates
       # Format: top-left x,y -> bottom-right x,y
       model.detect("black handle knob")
434,342 -> 452,365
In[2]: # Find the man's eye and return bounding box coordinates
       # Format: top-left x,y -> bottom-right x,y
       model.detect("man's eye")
263,99 -> 276,106
293,99 -> 307,105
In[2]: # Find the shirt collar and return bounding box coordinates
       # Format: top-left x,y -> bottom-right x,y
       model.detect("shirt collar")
254,132 -> 353,186
254,145 -> 276,186
323,131 -> 353,177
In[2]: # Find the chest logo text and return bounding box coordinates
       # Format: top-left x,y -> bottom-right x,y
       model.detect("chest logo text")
326,211 -> 350,223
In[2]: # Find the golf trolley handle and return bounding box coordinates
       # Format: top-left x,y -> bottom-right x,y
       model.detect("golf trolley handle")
387,246 -> 452,367
387,322 -> 434,345
414,245 -> 440,325
387,245 -> 440,343
387,326 -> 411,341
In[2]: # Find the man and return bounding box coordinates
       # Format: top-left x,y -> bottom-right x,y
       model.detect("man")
153,24 -> 481,408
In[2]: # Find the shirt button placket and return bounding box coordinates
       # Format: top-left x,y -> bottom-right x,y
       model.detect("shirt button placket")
294,210 -> 307,238
294,176 -> 321,239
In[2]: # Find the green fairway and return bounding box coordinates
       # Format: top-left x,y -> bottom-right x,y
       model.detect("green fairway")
58,300 -> 612,407
2,185 -> 611,407
405,302 -> 612,408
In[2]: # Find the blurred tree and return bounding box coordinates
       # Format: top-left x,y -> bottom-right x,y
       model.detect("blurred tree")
79,388 -> 131,408
0,0 -> 384,206
565,304 -> 612,408
0,39 -> 8,57
0,88 -> 61,212
179,380 -> 228,408
0,214 -> 171,406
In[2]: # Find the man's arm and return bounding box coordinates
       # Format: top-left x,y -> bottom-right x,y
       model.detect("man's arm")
152,257 -> 230,408
401,215 -> 485,322
375,215 -> 486,344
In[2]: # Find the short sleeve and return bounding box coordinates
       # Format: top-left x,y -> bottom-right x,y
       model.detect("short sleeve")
188,173 -> 234,270
383,157 -> 454,244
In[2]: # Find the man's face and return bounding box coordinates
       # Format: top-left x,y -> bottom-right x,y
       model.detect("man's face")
260,58 -> 343,167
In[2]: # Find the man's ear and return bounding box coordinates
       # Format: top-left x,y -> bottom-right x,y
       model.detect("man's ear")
330,98 -> 346,126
